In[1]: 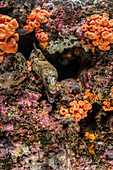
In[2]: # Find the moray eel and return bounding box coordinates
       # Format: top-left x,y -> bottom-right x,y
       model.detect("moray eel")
29,44 -> 58,103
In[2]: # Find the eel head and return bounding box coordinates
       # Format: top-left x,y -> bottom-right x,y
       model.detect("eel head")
43,72 -> 58,103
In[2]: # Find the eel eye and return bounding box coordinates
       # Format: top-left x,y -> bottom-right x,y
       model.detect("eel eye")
46,79 -> 49,85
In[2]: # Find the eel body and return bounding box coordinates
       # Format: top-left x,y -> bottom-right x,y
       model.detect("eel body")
29,44 -> 58,103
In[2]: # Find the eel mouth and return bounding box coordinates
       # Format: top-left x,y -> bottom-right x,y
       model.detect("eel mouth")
46,88 -> 56,103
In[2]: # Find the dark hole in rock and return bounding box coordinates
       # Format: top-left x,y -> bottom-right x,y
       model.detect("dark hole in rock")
63,123 -> 68,129
18,32 -> 35,61
18,32 -> 94,81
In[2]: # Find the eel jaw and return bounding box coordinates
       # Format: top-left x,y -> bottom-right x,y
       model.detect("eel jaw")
44,76 -> 57,103
46,89 -> 55,103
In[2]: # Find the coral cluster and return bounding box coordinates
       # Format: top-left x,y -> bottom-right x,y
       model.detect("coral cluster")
0,14 -> 19,63
102,100 -> 113,111
69,100 -> 92,122
23,8 -> 51,42
60,100 -> 92,122
82,13 -> 113,51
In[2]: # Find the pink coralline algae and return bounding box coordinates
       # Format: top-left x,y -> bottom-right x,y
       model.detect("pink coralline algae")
0,96 -> 7,114
43,1 -> 82,36
3,124 -> 14,131
81,58 -> 113,99
17,89 -> 41,107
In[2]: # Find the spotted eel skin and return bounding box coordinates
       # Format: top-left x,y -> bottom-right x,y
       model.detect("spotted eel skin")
29,44 -> 58,103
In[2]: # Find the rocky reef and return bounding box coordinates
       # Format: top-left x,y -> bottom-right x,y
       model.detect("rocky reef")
0,0 -> 113,169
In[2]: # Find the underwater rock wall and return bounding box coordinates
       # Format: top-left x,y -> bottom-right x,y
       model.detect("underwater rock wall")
0,0 -> 113,169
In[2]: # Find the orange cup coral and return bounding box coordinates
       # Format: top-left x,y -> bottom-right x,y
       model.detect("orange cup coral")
59,106 -> 71,118
102,100 -> 113,111
35,31 -> 48,43
69,100 -> 92,122
27,60 -> 32,71
0,55 -> 3,63
23,8 -> 51,43
60,107 -> 69,115
59,100 -> 92,122
82,13 -> 113,51
75,113 -> 81,122
0,14 -> 19,62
